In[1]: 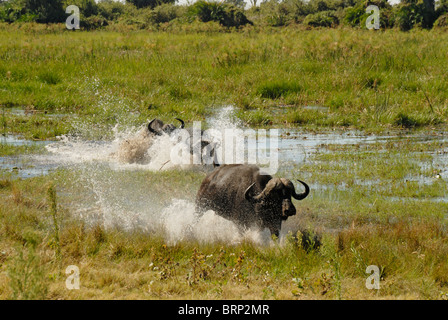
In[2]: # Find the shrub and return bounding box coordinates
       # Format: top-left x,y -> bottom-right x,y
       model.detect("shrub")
97,0 -> 127,21
0,0 -> 31,22
126,0 -> 175,9
394,0 -> 436,30
82,14 -> 108,30
149,3 -> 182,25
434,13 -> 448,27
259,0 -> 291,26
188,1 -> 252,27
7,247 -> 48,300
304,10 -> 339,27
25,0 -> 65,23
343,4 -> 365,27
63,0 -> 98,18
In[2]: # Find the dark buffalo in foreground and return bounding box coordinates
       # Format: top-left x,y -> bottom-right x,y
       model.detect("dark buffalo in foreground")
195,164 -> 310,237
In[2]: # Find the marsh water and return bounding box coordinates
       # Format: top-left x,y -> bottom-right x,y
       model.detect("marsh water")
1,106 -> 447,244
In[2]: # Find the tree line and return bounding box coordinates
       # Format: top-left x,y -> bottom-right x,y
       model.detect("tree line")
0,0 -> 448,31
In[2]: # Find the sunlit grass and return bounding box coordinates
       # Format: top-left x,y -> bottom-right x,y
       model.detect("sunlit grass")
0,26 -> 448,140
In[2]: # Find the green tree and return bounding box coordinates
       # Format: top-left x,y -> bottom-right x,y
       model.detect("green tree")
126,0 -> 175,9
188,1 -> 252,27
25,0 -> 65,22
395,0 -> 436,30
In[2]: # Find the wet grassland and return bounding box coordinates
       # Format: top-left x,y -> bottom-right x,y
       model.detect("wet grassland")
1,26 -> 448,299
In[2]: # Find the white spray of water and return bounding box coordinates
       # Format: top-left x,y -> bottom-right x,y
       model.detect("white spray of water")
42,105 -> 286,245
159,199 -> 275,245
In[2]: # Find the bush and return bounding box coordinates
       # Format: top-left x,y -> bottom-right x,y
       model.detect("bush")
149,3 -> 182,25
25,0 -> 65,23
126,0 -> 175,9
343,4 -> 365,27
259,0 -> 291,26
0,0 -> 32,22
304,10 -> 339,27
434,12 -> 448,27
188,1 -> 251,27
63,0 -> 98,18
97,0 -> 127,21
394,0 -> 436,30
82,14 -> 108,30
343,1 -> 394,28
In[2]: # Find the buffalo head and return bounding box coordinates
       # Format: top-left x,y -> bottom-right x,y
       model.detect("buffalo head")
148,118 -> 185,136
244,178 -> 309,237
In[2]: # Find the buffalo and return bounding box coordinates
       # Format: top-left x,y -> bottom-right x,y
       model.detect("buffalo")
195,164 -> 309,237
148,118 -> 185,136
114,118 -> 185,164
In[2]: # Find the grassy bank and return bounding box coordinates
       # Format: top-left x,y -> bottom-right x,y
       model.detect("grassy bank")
1,26 -> 448,140
1,25 -> 448,300
0,133 -> 448,299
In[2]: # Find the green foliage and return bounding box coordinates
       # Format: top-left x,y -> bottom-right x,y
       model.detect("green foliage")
97,0 -> 127,21
188,1 -> 252,27
7,246 -> 48,300
224,0 -> 247,9
126,0 -> 175,9
83,14 -> 108,29
149,3 -> 183,25
344,1 -> 394,28
304,10 -> 339,27
0,0 -> 33,22
63,0 -> 98,19
434,12 -> 448,27
394,0 -> 436,30
0,0 -> 442,30
260,0 -> 292,26
25,0 -> 65,23
257,80 -> 301,99
343,4 -> 366,27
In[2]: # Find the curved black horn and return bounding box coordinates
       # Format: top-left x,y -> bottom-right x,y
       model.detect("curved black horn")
244,183 -> 256,201
292,179 -> 310,200
175,118 -> 185,129
148,119 -> 159,135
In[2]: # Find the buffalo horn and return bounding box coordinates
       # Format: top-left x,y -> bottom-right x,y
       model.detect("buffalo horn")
244,183 -> 256,201
292,180 -> 310,200
148,119 -> 161,135
175,118 -> 185,129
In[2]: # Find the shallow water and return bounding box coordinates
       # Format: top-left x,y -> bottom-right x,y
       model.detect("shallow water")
1,106 -> 448,243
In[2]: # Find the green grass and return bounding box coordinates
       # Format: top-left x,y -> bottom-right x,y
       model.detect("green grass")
0,143 -> 46,156
0,25 -> 448,140
0,130 -> 448,299
1,24 -> 448,300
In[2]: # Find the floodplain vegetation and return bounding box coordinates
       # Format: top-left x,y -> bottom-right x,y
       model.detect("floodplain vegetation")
1,25 -> 448,300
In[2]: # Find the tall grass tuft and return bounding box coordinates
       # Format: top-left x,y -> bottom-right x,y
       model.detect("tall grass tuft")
47,183 -> 61,258
257,80 -> 301,99
7,246 -> 48,300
